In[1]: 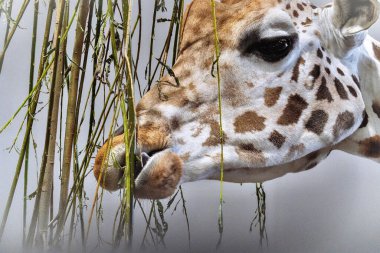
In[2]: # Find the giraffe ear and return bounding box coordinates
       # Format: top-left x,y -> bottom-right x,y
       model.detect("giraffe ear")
331,0 -> 379,36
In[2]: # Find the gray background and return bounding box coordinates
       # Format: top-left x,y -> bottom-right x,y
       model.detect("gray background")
1,0 -> 380,252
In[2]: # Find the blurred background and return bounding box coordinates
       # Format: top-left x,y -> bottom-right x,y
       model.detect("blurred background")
1,0 -> 380,252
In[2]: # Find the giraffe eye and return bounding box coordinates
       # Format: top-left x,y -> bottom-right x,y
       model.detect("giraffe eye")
240,34 -> 297,62
255,36 -> 296,62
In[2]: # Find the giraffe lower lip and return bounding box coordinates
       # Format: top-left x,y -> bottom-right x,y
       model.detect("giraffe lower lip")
134,148 -> 168,177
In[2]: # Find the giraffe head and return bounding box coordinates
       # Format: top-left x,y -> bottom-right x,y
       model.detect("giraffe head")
94,0 -> 380,198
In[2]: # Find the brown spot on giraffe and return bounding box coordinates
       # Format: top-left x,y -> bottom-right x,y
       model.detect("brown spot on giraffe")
178,69 -> 192,79
316,48 -> 323,58
351,75 -> 360,89
234,111 -> 266,133
301,17 -> 312,26
326,57 -> 331,64
180,152 -> 191,162
305,110 -> 329,135
333,111 -> 355,139
245,82 -> 254,88
286,143 -> 306,161
334,78 -> 349,100
278,94 -> 308,125
309,64 -> 321,82
291,57 -> 305,82
170,116 -> 181,131
293,10 -> 299,18
269,130 -> 286,149
235,144 -> 266,166
316,77 -> 333,102
325,67 -> 331,75
347,86 -> 358,98
223,81 -> 248,107
359,110 -> 369,129
297,3 -> 304,10
359,135 -> 380,158
264,87 -> 283,107
202,118 -> 228,146
372,101 -> 380,119
336,67 -> 345,76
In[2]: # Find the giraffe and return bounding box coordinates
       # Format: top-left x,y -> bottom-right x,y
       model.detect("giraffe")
94,0 -> 380,199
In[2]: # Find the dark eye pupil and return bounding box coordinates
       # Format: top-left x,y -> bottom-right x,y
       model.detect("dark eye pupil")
256,37 -> 294,62
263,39 -> 288,50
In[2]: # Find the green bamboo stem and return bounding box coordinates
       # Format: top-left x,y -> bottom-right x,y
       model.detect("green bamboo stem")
133,0 -> 142,89
107,0 -> 119,67
210,0 -> 225,247
1,0 -> 13,70
121,0 -> 135,247
147,0 -> 159,90
88,0 -> 104,146
68,0 -> 96,247
54,0 -> 90,242
172,0 -> 184,65
158,0 -> 177,80
26,0 -> 67,244
0,0 -> 31,73
23,0 -> 39,245
36,0 -> 69,247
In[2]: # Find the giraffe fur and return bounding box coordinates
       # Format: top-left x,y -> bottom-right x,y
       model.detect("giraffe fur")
94,0 -> 380,199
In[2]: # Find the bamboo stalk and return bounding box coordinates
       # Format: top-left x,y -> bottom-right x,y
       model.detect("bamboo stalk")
68,0 -> 96,247
54,0 -> 91,241
23,0 -> 39,245
1,0 -> 13,70
147,0 -> 159,91
158,0 -> 177,80
0,0 -> 31,73
26,0 -> 67,245
172,0 -> 184,65
121,0 -> 135,247
88,0 -> 104,145
36,0 -> 69,247
107,0 -> 119,68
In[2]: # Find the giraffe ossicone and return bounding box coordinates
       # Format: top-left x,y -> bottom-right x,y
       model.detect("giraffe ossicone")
94,0 -> 380,199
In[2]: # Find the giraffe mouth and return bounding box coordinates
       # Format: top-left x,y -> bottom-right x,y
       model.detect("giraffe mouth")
133,149 -> 165,178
